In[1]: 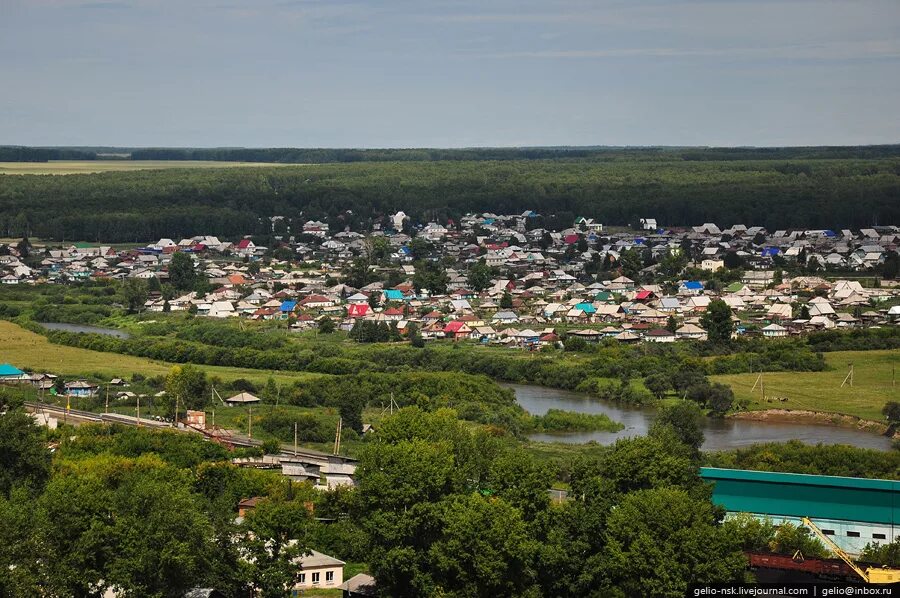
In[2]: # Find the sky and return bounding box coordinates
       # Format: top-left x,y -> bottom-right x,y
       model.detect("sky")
2,0 -> 900,148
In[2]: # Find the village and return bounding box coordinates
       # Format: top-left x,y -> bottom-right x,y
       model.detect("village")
2,212 -> 898,348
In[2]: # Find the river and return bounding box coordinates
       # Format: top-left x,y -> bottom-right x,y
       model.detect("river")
509,384 -> 894,451
38,322 -> 131,339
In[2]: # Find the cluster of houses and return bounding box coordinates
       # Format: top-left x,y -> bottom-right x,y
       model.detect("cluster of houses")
1,215 -> 899,346
1,214 -> 899,286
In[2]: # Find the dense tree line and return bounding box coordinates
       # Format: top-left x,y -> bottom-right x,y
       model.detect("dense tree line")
0,146 -> 96,162
2,155 -> 900,240
705,440 -> 900,479
0,416 -> 347,597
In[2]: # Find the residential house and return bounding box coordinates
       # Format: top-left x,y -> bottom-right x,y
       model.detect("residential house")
292,550 -> 345,595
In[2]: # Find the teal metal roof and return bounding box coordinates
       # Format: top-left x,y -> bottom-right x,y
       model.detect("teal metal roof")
701,467 -> 900,492
700,467 -> 900,525
0,364 -> 24,377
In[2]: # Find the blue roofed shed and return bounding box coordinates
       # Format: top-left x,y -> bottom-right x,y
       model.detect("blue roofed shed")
0,364 -> 26,380
574,302 -> 597,314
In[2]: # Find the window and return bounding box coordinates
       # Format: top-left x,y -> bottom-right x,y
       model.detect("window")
326,571 -> 334,584
847,531 -> 860,538
312,572 -> 320,584
298,573 -> 306,584
874,533 -> 887,540
822,529 -> 835,536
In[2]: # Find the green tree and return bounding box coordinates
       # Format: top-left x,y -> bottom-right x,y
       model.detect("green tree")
339,396 -> 366,435
861,538 -> 900,567
164,364 -> 210,415
318,316 -> 335,334
168,252 -> 197,291
599,434 -> 697,495
343,258 -> 377,289
407,237 -> 431,260
665,315 -> 678,333
882,401 -> 900,424
16,236 -> 31,259
618,248 -> 643,280
36,456 -> 221,598
486,450 -> 552,521
429,493 -> 539,597
500,289 -> 513,309
241,498 -> 314,598
700,299 -> 733,343
650,400 -> 705,453
407,322 -> 425,347
0,411 -> 51,497
643,373 -> 671,400
600,487 -> 746,597
122,278 -> 149,314
412,260 -> 449,295
467,259 -> 493,292
883,251 -> 900,280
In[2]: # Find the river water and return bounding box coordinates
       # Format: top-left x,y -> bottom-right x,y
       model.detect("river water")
38,322 -> 131,339
509,384 -> 894,451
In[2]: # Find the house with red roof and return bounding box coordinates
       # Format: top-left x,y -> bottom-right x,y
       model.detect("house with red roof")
634,289 -> 655,302
443,320 -> 472,340
234,239 -> 257,256
347,304 -> 371,318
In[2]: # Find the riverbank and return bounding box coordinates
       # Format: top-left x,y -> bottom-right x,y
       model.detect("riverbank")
729,409 -> 894,437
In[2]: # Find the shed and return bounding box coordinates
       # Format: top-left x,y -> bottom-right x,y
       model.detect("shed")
225,392 -> 262,406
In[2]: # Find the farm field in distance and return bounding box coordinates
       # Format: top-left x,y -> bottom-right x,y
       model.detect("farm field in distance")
0,320 -> 320,387
0,160 -> 290,175
712,350 -> 900,421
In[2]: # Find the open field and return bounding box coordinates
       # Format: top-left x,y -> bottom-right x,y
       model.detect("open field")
0,160 -> 290,175
0,320 -> 321,386
712,350 -> 900,421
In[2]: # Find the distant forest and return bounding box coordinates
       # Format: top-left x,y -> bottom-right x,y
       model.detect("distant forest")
0,147 -> 899,242
3,144 -> 900,164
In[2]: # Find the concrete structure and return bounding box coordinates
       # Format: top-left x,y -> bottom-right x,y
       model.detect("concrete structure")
701,467 -> 900,555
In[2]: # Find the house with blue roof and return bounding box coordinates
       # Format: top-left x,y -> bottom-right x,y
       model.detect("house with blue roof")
279,300 -> 298,319
0,364 -> 26,382
382,289 -> 406,302
574,302 -> 597,314
761,247 -> 781,258
678,280 -> 704,296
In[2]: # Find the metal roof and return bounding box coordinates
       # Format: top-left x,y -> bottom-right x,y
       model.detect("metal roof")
0,364 -> 25,377
700,467 -> 900,525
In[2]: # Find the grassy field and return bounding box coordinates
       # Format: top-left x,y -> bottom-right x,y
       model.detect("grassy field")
0,160 -> 290,175
0,320 -> 320,386
712,350 -> 900,421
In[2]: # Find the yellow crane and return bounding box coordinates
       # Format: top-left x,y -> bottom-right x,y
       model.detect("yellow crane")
801,517 -> 900,583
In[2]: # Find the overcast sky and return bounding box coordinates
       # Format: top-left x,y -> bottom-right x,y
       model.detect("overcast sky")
2,0 -> 899,147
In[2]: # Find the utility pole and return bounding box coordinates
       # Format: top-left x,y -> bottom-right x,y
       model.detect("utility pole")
841,363 -> 854,388
333,417 -> 342,455
248,406 -> 252,439
136,395 -> 140,426
105,384 -> 109,414
294,422 -> 298,456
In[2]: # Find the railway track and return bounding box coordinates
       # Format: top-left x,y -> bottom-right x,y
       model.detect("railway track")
23,401 -> 352,463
